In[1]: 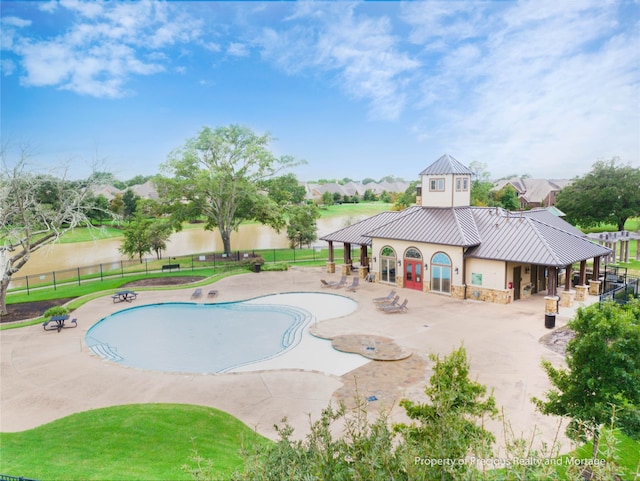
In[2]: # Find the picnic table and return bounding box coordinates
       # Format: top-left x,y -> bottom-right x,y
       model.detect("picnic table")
43,315 -> 77,332
112,290 -> 138,303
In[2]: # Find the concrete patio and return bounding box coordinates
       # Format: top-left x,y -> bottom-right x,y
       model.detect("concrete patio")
1,266 -> 598,453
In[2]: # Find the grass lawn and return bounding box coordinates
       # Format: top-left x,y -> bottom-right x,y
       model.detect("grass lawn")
317,200 -> 392,219
582,217 -> 640,234
0,404 -> 268,481
58,224 -> 124,243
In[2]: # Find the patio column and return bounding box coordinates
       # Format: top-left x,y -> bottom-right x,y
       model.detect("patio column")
327,241 -> 335,273
560,263 -> 574,307
575,260 -> 589,302
589,256 -> 602,296
579,260 -> 587,285
623,239 -> 630,262
342,242 -> 352,276
359,245 -> 369,279
545,266 -> 559,314
611,241 -> 617,264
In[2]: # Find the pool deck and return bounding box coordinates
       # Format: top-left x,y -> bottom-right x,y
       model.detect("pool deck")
1,266 -> 597,451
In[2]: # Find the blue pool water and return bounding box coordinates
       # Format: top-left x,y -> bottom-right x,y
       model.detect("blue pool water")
86,301 -> 312,373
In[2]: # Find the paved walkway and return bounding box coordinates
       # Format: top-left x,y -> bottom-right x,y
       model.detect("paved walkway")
1,267 -> 596,452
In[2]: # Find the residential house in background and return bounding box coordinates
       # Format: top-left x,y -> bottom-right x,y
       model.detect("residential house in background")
304,180 -> 409,202
493,177 -> 572,209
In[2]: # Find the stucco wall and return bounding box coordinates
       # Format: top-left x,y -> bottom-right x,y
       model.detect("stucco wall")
371,239 -> 464,291
419,174 -> 471,208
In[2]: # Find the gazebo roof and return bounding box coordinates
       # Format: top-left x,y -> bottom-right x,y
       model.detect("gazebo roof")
321,205 -> 611,267
464,208 -> 611,266
419,153 -> 472,176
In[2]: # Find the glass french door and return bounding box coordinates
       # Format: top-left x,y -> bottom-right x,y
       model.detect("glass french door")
431,252 -> 451,294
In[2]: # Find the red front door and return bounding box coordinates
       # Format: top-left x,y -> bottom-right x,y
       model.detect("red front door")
405,259 -> 423,291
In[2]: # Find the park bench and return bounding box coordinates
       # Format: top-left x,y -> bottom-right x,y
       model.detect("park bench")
43,315 -> 77,332
162,264 -> 181,272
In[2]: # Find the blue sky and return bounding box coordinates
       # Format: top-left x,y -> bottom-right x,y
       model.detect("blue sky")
2,1 -> 639,182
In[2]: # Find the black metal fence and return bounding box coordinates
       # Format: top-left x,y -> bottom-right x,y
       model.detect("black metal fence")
0,475 -> 40,481
600,266 -> 639,305
7,246 -> 358,296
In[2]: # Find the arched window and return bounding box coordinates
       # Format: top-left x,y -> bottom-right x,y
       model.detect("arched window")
431,252 -> 452,294
379,246 -> 397,284
404,247 -> 422,259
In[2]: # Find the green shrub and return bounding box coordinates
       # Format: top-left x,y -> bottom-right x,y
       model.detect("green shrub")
43,306 -> 70,318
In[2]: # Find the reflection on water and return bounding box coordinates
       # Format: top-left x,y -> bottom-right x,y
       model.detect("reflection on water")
18,216 -> 356,277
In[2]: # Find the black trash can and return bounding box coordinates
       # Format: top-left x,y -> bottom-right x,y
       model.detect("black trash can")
545,313 -> 556,329
254,263 -> 261,273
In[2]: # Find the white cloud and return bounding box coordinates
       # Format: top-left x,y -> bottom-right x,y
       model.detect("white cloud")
402,1 -> 639,176
258,3 -> 419,120
2,16 -> 31,28
1,59 -> 16,76
227,42 -> 249,57
5,1 -> 201,98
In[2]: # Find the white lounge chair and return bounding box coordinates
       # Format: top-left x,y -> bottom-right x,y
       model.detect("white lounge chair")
373,290 -> 396,303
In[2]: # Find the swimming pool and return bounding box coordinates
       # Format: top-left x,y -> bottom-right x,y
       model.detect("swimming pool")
86,292 -> 366,375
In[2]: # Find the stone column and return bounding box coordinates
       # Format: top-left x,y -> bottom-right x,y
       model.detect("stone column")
559,290 -> 574,307
545,295 -> 558,314
589,279 -> 601,296
575,285 -> 588,302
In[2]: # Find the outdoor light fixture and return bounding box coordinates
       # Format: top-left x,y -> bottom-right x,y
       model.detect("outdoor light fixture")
398,260 -> 402,267
424,262 -> 428,270
373,257 -> 377,263
455,267 -> 459,275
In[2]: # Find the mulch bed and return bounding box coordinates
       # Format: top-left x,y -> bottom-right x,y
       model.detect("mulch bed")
1,276 -> 205,324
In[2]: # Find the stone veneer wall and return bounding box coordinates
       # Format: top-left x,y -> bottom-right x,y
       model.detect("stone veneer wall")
364,272 -> 510,304
451,285 -> 465,300
465,285 -> 511,304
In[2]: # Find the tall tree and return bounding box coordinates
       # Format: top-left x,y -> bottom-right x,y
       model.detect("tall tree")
260,173 -> 306,205
397,346 -> 498,481
119,215 -> 153,263
147,219 -> 175,260
0,146 -> 99,315
533,300 -> 640,459
468,161 -> 497,207
393,180 -> 418,210
119,216 -> 175,262
496,184 -> 520,210
159,125 -> 301,254
121,188 -> 140,219
556,158 -> 640,231
286,204 -> 320,248
320,191 -> 333,206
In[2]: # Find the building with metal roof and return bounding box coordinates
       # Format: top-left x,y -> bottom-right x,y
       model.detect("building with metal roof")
321,154 -> 613,306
